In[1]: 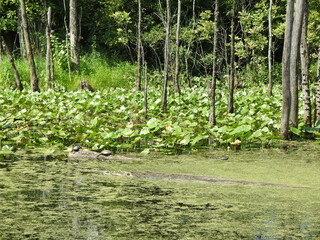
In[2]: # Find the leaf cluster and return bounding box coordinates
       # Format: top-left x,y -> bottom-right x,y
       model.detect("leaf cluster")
1,83 -> 308,152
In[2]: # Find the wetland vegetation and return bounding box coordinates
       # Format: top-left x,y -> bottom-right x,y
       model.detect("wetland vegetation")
1,0 -> 320,239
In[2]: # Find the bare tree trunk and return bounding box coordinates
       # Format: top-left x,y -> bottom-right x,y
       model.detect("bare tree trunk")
184,0 -> 196,88
46,7 -> 53,87
268,0 -> 273,96
300,1 -> 312,127
289,0 -> 306,128
1,37 -> 23,91
162,0 -> 171,112
19,0 -> 39,92
0,34 -> 2,62
69,0 -> 79,71
136,0 -> 142,91
63,0 -> 72,82
143,53 -> 148,119
209,0 -> 219,126
316,44 -> 320,123
17,9 -> 26,59
228,0 -> 236,114
280,0 -> 294,139
174,0 -> 181,94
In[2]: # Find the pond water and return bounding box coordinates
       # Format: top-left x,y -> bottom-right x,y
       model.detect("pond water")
0,145 -> 320,239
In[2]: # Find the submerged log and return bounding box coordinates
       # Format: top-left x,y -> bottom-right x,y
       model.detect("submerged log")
81,169 -> 308,188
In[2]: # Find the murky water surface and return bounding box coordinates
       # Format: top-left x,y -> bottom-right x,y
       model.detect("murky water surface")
0,145 -> 320,239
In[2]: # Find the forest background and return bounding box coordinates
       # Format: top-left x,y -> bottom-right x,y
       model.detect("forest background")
0,0 -> 320,153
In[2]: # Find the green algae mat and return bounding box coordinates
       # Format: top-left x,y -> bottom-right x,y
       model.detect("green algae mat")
0,144 -> 319,239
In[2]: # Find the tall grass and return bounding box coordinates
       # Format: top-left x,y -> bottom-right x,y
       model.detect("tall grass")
0,53 -> 137,91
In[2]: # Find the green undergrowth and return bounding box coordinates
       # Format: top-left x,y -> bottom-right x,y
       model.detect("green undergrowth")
0,54 -> 136,90
1,84 -> 319,152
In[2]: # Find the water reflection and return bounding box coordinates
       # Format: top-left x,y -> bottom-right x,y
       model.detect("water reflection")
0,153 -> 319,239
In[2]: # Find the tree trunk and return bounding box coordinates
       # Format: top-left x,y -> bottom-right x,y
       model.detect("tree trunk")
174,0 -> 181,94
184,0 -> 196,88
289,0 -> 306,128
0,36 -> 2,62
300,1 -> 312,127
268,0 -> 273,96
136,0 -> 142,91
316,44 -> 320,123
1,37 -> 23,91
209,0 -> 219,126
63,0 -> 72,82
46,7 -> 53,87
69,0 -> 79,71
162,0 -> 171,112
228,0 -> 236,113
141,38 -> 147,118
280,0 -> 294,139
17,9 -> 26,59
19,0 -> 39,92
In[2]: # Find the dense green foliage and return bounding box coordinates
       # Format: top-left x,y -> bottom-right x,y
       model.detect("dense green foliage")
1,0 -> 319,73
1,0 -> 320,150
1,82 -> 319,152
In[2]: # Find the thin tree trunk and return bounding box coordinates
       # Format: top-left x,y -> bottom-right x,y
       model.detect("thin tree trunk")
280,0 -> 294,139
19,0 -> 39,92
143,49 -> 148,119
223,28 -> 229,80
1,37 -> 23,91
228,0 -> 236,114
50,41 -> 55,83
300,1 -> 311,127
69,0 -> 79,71
268,0 -> 273,96
0,34 -> 2,62
184,0 -> 196,88
63,0 -> 72,82
174,0 -> 181,94
46,7 -> 53,87
162,0 -> 171,112
209,0 -> 219,126
17,9 -> 26,59
289,0 -> 306,128
316,44 -> 320,123
136,0 -> 142,91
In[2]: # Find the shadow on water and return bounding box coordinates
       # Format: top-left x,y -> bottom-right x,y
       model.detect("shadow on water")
0,150 -> 320,239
